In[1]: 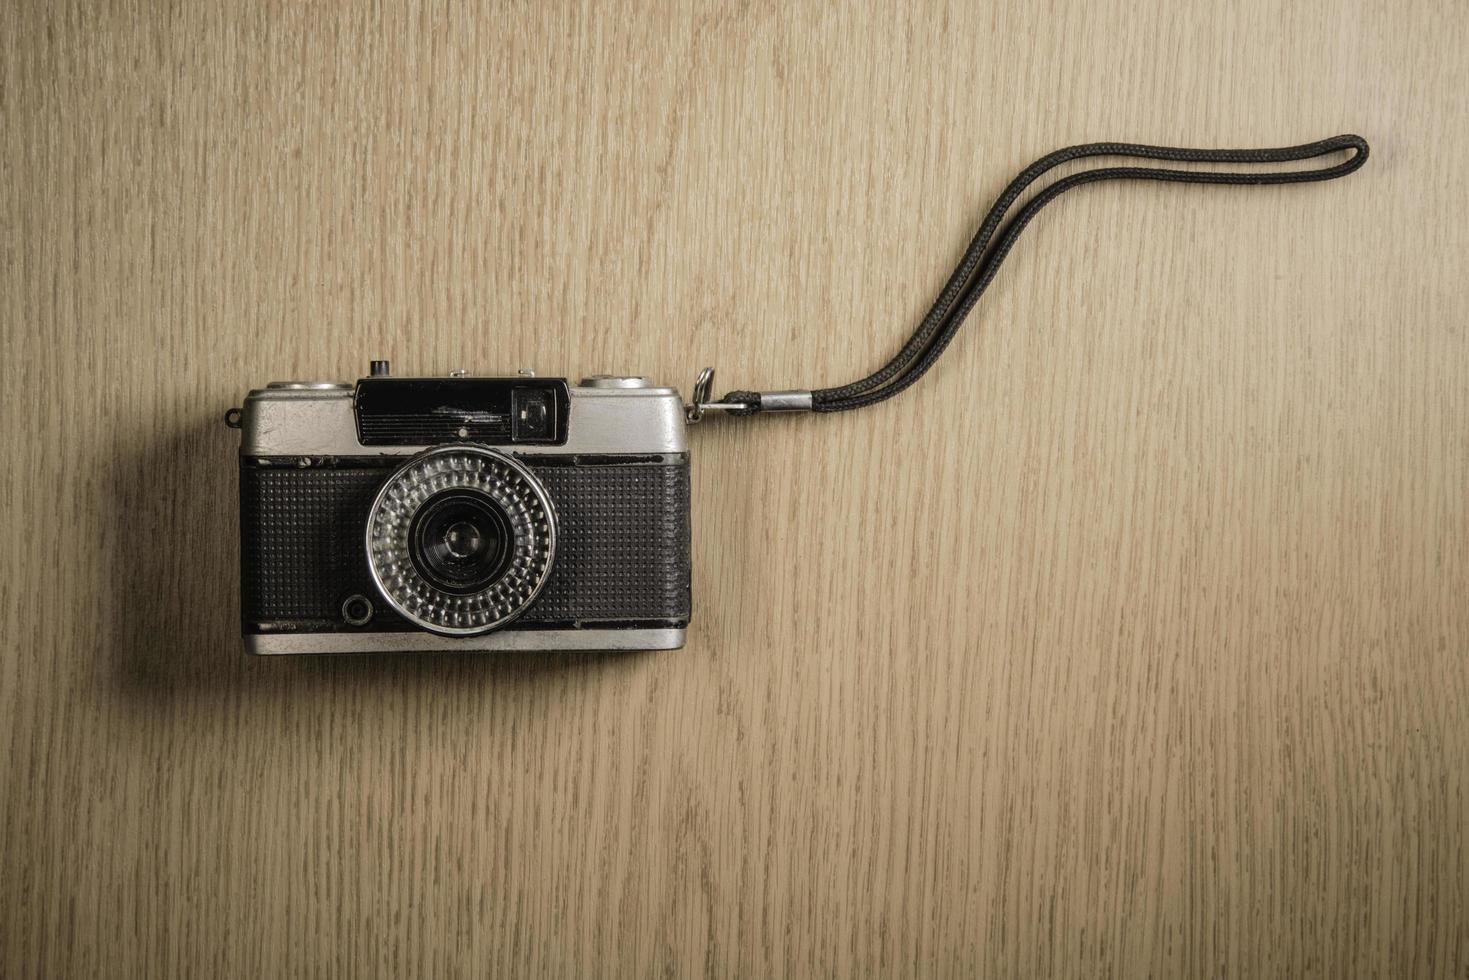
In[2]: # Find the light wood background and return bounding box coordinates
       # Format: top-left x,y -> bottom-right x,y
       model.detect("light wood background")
3,1 -> 1466,976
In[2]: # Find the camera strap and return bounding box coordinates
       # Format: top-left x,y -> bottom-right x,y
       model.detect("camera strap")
685,133 -> 1369,422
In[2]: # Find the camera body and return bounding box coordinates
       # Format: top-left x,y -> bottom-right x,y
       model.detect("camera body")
234,363 -> 691,654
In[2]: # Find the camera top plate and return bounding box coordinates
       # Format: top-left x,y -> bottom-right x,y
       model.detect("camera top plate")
236,367 -> 688,457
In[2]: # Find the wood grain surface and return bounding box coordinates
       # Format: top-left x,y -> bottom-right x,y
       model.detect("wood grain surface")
3,1 -> 1466,976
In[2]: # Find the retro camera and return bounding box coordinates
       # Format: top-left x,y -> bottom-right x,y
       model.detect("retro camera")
229,362 -> 691,654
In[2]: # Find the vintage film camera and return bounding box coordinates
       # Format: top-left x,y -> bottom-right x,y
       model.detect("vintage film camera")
230,362 -> 691,654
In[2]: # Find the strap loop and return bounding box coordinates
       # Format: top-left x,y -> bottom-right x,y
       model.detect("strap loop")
699,133 -> 1369,416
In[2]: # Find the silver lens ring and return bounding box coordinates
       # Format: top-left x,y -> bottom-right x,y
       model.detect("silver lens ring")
365,445 -> 557,636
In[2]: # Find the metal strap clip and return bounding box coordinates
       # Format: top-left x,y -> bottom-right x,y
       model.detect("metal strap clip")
685,367 -> 812,423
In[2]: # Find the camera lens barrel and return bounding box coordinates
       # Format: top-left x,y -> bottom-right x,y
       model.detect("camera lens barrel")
408,490 -> 516,594
365,446 -> 557,635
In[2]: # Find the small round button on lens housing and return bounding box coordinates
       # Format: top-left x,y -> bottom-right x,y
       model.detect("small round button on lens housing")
342,594 -> 374,626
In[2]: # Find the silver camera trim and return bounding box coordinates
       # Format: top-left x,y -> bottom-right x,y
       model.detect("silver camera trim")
246,627 -> 686,655
239,380 -> 688,457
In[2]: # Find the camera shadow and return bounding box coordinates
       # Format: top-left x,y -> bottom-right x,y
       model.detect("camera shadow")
103,412 -> 652,704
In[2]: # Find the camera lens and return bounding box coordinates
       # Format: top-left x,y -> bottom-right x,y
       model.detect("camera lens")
444,522 -> 481,558
365,445 -> 558,636
408,490 -> 515,595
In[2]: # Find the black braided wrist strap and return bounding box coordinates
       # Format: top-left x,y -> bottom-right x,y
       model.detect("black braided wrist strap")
716,133 -> 1368,416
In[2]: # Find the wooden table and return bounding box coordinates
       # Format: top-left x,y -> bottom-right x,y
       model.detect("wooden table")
3,1 -> 1465,975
